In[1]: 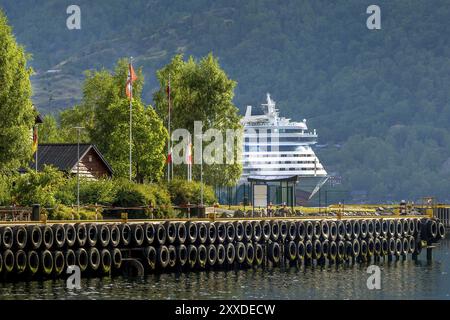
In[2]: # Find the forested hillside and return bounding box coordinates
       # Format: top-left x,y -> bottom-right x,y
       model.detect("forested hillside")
1,0 -> 450,202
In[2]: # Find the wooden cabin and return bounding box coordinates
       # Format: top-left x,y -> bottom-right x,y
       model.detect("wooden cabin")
29,144 -> 113,179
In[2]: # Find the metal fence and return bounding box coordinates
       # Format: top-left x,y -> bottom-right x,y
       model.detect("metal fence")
435,207 -> 450,228
0,206 -> 32,221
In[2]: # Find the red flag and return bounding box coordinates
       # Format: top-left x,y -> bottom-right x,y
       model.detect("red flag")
166,147 -> 172,164
32,126 -> 38,153
186,142 -> 192,165
126,63 -> 137,100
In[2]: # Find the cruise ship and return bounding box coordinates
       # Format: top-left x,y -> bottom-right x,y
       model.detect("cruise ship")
239,94 -> 328,205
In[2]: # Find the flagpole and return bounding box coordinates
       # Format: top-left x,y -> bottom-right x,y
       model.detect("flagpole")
35,125 -> 38,173
167,74 -> 171,182
129,57 -> 133,182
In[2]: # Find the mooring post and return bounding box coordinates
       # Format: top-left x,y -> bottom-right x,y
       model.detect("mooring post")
426,247 -> 433,261
31,204 -> 40,221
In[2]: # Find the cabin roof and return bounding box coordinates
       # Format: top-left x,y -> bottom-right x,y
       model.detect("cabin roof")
28,143 -> 113,175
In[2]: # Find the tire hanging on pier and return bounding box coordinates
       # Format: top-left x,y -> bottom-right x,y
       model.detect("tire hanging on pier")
207,223 -> 217,244
52,224 -> 66,249
168,245 -> 177,268
100,249 -> 112,274
64,224 -> 76,248
15,250 -> 27,274
261,221 -> 271,241
144,223 -> 155,245
27,251 -> 39,275
76,248 -> 88,272
144,246 -> 157,270
28,225 -> 43,250
297,221 -> 306,241
226,222 -> 236,243
14,226 -> 28,250
86,224 -> 98,247
111,248 -> 122,269
132,224 -> 145,246
99,224 -> 111,247
175,223 -> 186,244
165,222 -> 176,244
198,222 -> 208,244
42,225 -> 54,250
65,249 -> 76,268
288,221 -> 297,241
120,223 -> 132,246
216,244 -> 226,265
207,244 -> 217,266
226,243 -> 235,265
286,241 -> 297,261
236,242 -> 246,264
305,221 -> 314,240
158,245 -> 170,269
215,222 -> 226,243
178,244 -> 188,267
88,247 -> 101,271
252,221 -> 262,242
243,221 -> 253,242
254,243 -> 264,266
268,242 -> 280,264
245,243 -> 255,266
329,221 -> 337,241
109,224 -> 121,248
156,223 -> 167,245
197,244 -> 207,268
3,249 -> 14,273
76,223 -> 87,247
188,245 -> 198,268
186,222 -> 198,244
41,250 -> 53,275
53,251 -> 65,275
1,226 -> 13,249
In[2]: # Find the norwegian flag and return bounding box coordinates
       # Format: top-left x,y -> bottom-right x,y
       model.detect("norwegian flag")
186,141 -> 192,165
166,147 -> 173,164
126,63 -> 137,100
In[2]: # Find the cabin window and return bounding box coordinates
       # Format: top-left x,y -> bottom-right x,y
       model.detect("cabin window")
88,155 -> 93,162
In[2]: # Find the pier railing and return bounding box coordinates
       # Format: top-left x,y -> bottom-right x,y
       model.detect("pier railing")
0,206 -> 31,221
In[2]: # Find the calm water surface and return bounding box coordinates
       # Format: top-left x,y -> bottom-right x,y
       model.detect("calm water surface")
1,237 -> 449,300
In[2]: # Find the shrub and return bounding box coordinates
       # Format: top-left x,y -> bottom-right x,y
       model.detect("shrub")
168,178 -> 216,205
112,181 -> 147,207
46,204 -> 101,220
11,166 -> 65,207
55,177 -> 117,206
0,174 -> 12,206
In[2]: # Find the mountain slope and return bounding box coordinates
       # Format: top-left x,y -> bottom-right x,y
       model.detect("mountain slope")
2,0 -> 450,201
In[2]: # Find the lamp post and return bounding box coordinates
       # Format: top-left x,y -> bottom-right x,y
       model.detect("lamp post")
73,126 -> 84,215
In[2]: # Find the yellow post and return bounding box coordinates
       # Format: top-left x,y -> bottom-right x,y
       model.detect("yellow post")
121,212 -> 128,223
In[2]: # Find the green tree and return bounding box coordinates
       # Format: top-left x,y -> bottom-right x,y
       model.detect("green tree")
0,10 -> 35,172
154,54 -> 242,186
60,58 -> 167,182
39,114 -> 72,143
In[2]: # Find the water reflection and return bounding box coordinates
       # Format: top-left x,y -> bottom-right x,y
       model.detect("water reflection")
1,238 -> 449,300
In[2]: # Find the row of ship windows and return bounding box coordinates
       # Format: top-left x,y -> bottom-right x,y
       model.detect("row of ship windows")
244,168 -> 321,172
245,128 -> 306,134
244,146 -> 311,152
244,137 -> 314,143
244,154 -> 315,158
243,161 -> 317,164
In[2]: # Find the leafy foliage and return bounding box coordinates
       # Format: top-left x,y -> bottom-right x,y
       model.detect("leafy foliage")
154,54 -> 243,186
168,178 -> 216,206
11,166 -> 65,207
59,59 -> 168,181
0,9 -> 35,172
3,1 -> 450,201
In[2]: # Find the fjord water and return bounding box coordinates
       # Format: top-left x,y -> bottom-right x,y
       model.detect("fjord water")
1,237 -> 449,300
